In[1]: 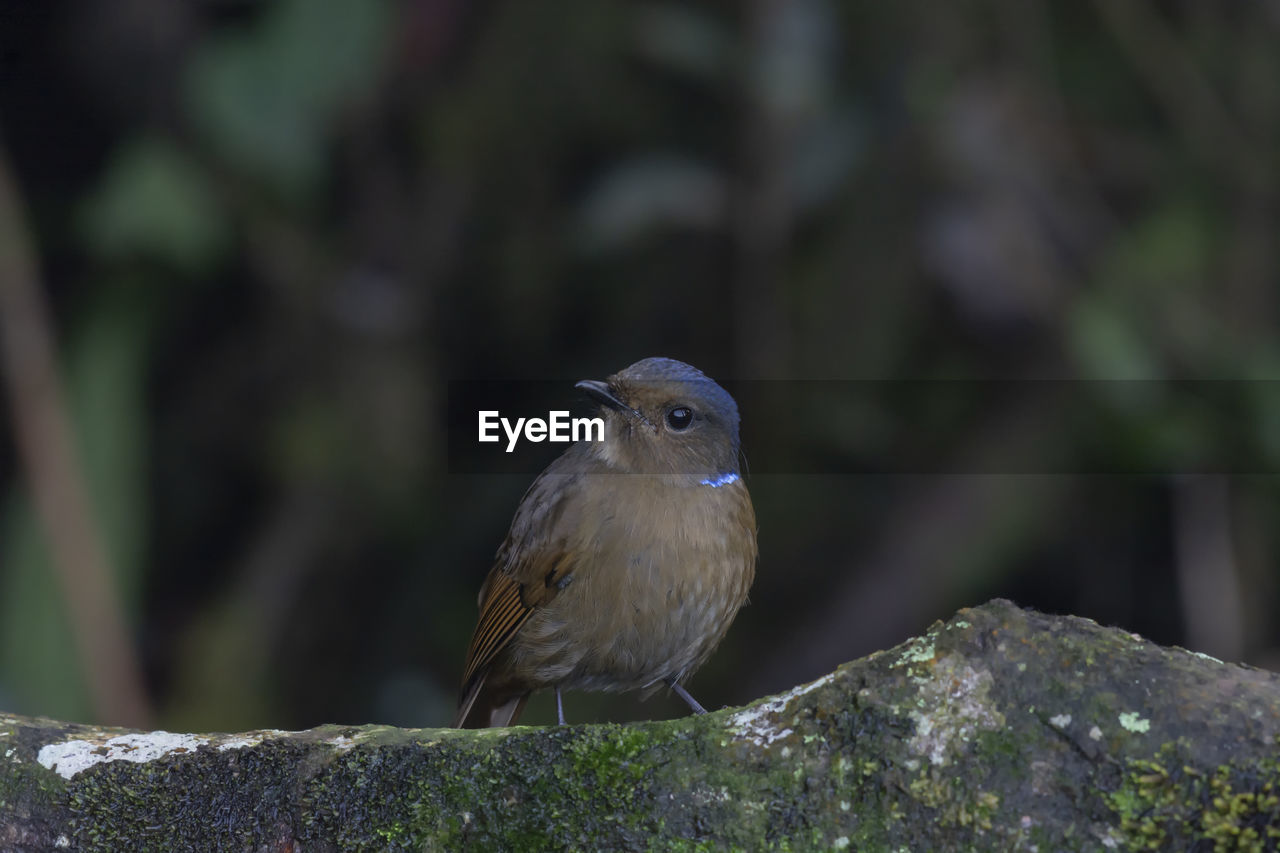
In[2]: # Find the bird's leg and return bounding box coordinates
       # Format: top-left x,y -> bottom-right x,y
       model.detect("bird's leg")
667,678 -> 708,715
556,686 -> 566,726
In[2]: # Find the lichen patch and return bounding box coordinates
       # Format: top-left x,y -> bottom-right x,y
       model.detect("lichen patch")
906,655 -> 1005,766
35,729 -> 291,779
727,671 -> 835,746
329,734 -> 357,751
1117,712 -> 1150,733
38,732 -> 212,779
893,635 -> 938,668
215,730 -> 288,751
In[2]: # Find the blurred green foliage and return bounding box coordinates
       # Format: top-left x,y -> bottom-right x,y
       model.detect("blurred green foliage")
1,302 -> 150,721
81,136 -> 228,271
186,0 -> 391,198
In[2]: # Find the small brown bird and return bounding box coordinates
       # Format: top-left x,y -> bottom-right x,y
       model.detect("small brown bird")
454,357 -> 757,727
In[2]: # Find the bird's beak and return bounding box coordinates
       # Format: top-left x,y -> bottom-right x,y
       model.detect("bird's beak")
575,380 -> 630,414
575,379 -> 654,430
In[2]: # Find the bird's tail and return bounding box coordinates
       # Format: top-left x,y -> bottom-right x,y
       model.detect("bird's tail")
453,672 -> 529,728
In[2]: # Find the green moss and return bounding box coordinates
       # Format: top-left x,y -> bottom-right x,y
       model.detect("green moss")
904,767 -> 999,831
1106,742 -> 1280,851
658,838 -> 744,853
1199,765 -> 1280,851
562,724 -> 655,792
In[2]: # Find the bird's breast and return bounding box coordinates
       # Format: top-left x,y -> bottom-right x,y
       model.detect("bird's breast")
515,475 -> 757,692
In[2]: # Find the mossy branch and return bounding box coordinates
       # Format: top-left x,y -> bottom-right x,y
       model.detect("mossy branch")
3,599 -> 1279,851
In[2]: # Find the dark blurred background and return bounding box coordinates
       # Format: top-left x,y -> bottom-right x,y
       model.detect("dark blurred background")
1,0 -> 1279,732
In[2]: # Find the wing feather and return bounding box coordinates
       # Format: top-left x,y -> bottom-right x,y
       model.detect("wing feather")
460,572 -> 532,689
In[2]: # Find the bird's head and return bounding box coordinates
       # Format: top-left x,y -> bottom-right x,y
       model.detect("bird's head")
575,357 -> 741,481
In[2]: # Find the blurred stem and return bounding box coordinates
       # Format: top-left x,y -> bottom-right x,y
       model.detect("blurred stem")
1222,10 -> 1278,341
733,0 -> 796,378
0,141 -> 151,727
1172,474 -> 1244,662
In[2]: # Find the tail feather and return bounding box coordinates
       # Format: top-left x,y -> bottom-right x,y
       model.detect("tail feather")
454,672 -> 530,728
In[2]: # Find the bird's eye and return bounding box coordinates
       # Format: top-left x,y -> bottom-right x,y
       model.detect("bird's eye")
665,406 -> 694,430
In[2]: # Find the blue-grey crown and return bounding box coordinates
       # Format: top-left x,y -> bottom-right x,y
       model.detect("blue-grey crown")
616,357 -> 740,436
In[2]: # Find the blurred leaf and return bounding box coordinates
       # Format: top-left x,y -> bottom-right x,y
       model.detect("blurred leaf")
80,136 -> 228,273
0,300 -> 149,721
632,4 -> 733,81
749,0 -> 836,118
788,110 -> 864,212
432,0 -> 632,174
575,155 -> 724,250
1069,200 -> 1213,381
1068,293 -> 1160,382
185,0 -> 391,198
1098,200 -> 1211,294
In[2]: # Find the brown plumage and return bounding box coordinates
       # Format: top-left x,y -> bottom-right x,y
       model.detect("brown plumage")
454,358 -> 757,727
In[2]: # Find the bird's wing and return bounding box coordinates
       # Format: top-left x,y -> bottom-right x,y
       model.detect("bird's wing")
453,543 -> 577,728
459,547 -> 576,691
454,457 -> 596,727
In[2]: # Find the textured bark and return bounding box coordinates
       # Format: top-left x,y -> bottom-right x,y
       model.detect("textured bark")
2,599 -> 1279,851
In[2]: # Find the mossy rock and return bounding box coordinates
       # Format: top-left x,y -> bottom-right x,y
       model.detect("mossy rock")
2,599 -> 1278,851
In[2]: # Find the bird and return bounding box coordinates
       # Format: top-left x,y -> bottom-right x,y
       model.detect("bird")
454,357 -> 757,728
